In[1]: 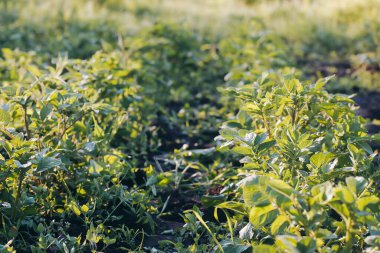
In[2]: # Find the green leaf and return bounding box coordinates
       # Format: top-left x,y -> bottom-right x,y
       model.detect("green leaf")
271,214 -> 289,235
201,195 -> 225,208
36,156 -> 62,173
345,176 -> 367,196
40,104 -> 52,121
220,241 -> 250,253
103,237 -> 116,246
310,152 -> 335,169
257,140 -> 276,153
216,201 -> 246,214
243,103 -> 260,113
239,223 -> 253,240
357,196 -> 379,211
329,201 -> 350,220
70,202 -> 81,216
92,116 -> 105,138
0,108 -> 11,125
315,76 -> 334,90
27,65 -> 41,78
275,235 -> 298,252
297,237 -> 317,253
191,208 -> 223,252
253,133 -> 268,146
232,146 -> 252,155
365,235 -> 380,247
242,175 -> 265,207
36,223 -> 45,234
249,204 -> 278,228
347,143 -> 360,155
220,127 -> 239,140
252,245 -> 277,253
336,186 -> 355,204
357,142 -> 373,154
268,179 -> 293,198
81,205 -> 89,213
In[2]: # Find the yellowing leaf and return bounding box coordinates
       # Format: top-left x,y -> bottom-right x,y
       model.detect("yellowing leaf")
310,152 -> 335,169
271,214 -> 288,235
27,65 -> 41,78
70,203 -> 81,216
268,179 -> 293,198
249,204 -> 278,228
81,205 -> 89,213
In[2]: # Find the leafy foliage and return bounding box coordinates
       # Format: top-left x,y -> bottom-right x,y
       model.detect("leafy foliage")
217,73 -> 380,252
0,48 -> 157,252
0,0 -> 380,252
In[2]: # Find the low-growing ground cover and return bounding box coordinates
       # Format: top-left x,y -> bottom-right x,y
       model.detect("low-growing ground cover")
0,0 -> 379,252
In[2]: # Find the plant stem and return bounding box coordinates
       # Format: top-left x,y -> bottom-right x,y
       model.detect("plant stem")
12,171 -> 25,220
23,105 -> 31,140
345,218 -> 352,250
261,110 -> 272,138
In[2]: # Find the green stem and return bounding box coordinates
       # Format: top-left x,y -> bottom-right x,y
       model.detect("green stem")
261,110 -> 272,138
12,171 -> 25,220
23,105 -> 31,140
345,218 -> 352,250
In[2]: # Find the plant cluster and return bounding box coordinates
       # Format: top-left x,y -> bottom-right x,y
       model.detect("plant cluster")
0,48 -> 158,252
216,72 -> 380,252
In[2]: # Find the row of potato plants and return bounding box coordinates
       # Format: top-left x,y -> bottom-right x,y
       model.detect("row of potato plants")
0,48 -> 159,252
214,72 -> 380,252
0,23 -> 235,252
0,24 -> 233,252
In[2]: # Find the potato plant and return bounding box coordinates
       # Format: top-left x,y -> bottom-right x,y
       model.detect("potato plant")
217,73 -> 380,252
0,48 -> 157,252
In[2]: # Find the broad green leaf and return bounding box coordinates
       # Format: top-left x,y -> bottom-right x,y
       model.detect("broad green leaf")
310,152 -> 335,169
268,179 -> 293,198
348,143 -> 360,155
40,104 -> 52,121
249,204 -> 278,228
201,195 -> 225,208
81,205 -> 89,213
243,103 -> 260,113
242,175 -> 266,207
297,237 -> 317,253
103,237 -> 116,246
27,65 -> 41,77
220,127 -> 239,140
252,245 -> 276,253
315,76 -> 334,90
0,108 -> 11,125
216,201 -> 246,214
271,214 -> 289,235
336,186 -> 355,204
357,142 -> 373,154
220,241 -> 250,253
239,223 -> 253,240
254,133 -> 268,146
329,201 -> 350,220
70,203 -> 81,216
36,223 -> 45,234
36,157 -> 62,173
257,140 -> 276,153
345,176 -> 367,196
276,235 -> 299,252
232,146 -> 252,155
357,196 -> 379,211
